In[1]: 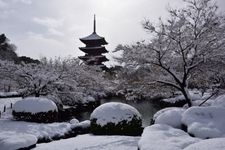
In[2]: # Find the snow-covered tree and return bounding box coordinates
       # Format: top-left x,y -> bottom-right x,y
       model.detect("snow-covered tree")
116,0 -> 225,106
0,57 -> 110,105
0,34 -> 17,61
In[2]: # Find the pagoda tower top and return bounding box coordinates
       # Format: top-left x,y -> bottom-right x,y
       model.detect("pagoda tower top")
94,14 -> 96,33
78,15 -> 109,69
80,15 -> 108,45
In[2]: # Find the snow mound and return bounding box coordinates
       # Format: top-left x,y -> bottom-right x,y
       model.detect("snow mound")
90,102 -> 142,135
0,120 -> 72,142
0,132 -> 37,150
77,120 -> 91,129
90,102 -> 141,126
212,94 -> 225,107
13,97 -> 58,113
138,124 -> 200,150
181,106 -> 225,138
184,138 -> 225,150
70,118 -> 79,125
153,107 -> 185,129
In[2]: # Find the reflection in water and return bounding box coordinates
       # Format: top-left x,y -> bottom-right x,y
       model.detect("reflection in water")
75,97 -> 161,127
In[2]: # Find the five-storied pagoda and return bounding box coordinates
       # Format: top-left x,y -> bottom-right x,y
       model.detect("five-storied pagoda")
78,15 -> 109,70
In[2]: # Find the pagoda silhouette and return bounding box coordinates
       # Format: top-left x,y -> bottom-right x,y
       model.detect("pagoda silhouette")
79,15 -> 109,69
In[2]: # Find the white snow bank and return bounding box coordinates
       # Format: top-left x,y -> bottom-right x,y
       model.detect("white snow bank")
0,131 -> 37,150
0,120 -> 72,140
184,138 -> 225,150
34,134 -> 140,150
13,97 -> 58,113
154,107 -> 185,129
90,102 -> 141,126
182,106 -> 225,138
138,124 -> 200,150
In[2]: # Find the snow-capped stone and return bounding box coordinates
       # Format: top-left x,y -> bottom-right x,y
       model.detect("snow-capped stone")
0,132 -> 37,150
138,124 -> 200,150
184,138 -> 225,150
70,118 -> 79,125
181,106 -> 225,138
90,102 -> 141,126
153,107 -> 185,129
13,97 -> 58,113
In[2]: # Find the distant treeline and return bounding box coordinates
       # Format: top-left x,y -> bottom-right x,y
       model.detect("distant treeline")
0,34 -> 40,64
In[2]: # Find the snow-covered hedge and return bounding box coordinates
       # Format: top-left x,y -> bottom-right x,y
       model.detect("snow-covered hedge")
12,97 -> 58,123
138,124 -> 200,150
182,106 -> 225,139
90,102 -> 142,135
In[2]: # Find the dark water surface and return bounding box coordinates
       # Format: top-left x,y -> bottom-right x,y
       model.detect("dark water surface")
75,97 -> 161,127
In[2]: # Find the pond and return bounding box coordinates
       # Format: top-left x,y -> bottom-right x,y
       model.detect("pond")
75,97 -> 162,127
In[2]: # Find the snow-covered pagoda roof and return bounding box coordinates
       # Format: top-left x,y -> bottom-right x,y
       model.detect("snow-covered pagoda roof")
80,32 -> 108,45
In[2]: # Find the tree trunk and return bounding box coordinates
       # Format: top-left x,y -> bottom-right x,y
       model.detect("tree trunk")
35,92 -> 40,97
180,87 -> 192,107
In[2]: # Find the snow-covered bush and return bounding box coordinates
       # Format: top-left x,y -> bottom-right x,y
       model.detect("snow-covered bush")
90,102 -> 142,135
0,132 -> 37,150
181,106 -> 225,139
138,124 -> 200,150
153,107 -> 185,129
12,97 -> 58,123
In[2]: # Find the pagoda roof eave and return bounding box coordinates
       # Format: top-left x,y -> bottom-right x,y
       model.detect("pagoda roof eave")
80,32 -> 108,45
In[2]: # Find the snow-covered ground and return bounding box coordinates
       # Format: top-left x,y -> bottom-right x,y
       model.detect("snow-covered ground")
0,97 -> 21,113
34,134 -> 140,150
2,94 -> 225,150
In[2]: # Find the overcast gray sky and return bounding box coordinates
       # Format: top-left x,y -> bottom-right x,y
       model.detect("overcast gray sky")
0,0 -> 225,66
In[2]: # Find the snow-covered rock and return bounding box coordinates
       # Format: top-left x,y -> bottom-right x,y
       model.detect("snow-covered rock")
138,124 -> 200,150
13,97 -> 58,113
153,107 -> 185,129
184,138 -> 225,150
181,106 -> 225,139
90,102 -> 142,135
0,132 -> 37,150
12,97 -> 58,123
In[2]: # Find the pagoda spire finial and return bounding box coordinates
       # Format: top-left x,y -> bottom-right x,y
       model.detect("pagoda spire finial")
94,14 -> 96,33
